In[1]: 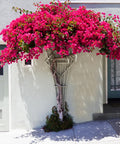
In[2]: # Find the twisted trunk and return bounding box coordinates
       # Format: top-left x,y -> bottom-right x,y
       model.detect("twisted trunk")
50,63 -> 64,121
46,50 -> 75,121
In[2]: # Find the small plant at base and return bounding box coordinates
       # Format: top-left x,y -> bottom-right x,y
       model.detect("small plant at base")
43,102 -> 73,132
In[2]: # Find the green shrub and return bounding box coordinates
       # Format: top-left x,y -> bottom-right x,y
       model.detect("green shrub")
43,103 -> 73,132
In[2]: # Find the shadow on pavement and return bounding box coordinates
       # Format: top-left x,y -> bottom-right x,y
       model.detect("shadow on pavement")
73,121 -> 118,141
15,120 -> 118,143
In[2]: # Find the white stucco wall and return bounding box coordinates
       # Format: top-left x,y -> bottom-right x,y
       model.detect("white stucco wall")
66,51 -> 103,123
10,52 -> 56,129
10,50 -> 103,129
0,0 -> 120,130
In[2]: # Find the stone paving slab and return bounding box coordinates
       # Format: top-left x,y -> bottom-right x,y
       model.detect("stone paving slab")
108,119 -> 120,135
73,121 -> 117,142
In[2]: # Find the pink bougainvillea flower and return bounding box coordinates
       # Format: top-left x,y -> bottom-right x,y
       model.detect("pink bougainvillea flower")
0,1 -> 120,66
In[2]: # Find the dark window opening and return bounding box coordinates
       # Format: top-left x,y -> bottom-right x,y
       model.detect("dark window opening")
0,45 -> 5,75
0,45 -> 6,50
25,60 -> 31,65
0,66 -> 3,75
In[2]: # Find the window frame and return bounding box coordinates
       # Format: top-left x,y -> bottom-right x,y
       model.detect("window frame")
25,60 -> 32,66
23,59 -> 33,67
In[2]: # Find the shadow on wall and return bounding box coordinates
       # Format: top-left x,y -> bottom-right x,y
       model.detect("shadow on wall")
66,51 -> 104,123
16,52 -> 56,129
11,50 -> 104,129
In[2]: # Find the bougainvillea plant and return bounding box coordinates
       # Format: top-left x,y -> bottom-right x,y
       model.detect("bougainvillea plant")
0,1 -> 120,123
1,1 -> 120,65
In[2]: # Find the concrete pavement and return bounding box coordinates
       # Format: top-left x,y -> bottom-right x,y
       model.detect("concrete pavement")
0,119 -> 120,144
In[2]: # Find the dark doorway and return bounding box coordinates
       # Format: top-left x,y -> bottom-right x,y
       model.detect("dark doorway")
108,58 -> 120,99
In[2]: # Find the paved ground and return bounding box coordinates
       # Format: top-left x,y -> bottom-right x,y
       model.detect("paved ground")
108,119 -> 120,135
0,119 -> 120,144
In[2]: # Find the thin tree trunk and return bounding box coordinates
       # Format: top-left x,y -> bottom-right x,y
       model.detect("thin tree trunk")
50,62 -> 64,121
56,84 -> 63,121
46,50 -> 75,121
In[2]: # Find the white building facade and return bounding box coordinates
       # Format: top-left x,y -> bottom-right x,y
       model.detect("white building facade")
0,0 -> 120,131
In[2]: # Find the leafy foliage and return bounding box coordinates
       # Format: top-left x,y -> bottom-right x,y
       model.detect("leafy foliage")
43,103 -> 73,132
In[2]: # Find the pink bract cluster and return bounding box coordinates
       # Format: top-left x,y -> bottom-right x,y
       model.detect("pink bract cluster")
0,1 -> 120,66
